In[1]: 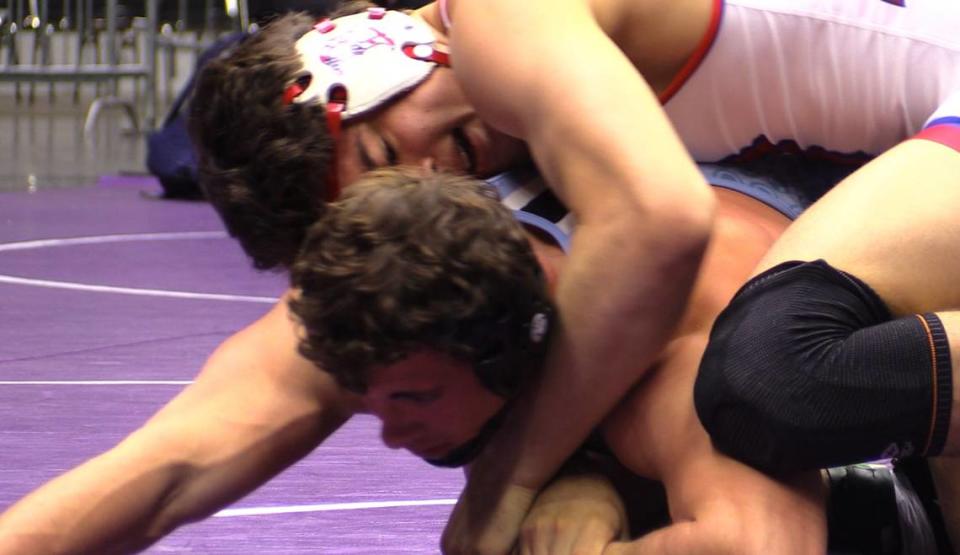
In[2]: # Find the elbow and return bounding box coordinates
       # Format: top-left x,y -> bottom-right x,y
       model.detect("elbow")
662,190 -> 715,265
657,173 -> 716,249
618,173 -> 716,268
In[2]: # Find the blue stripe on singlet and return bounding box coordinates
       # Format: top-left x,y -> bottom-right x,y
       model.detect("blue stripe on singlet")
489,162 -> 816,237
925,116 -> 960,128
486,168 -> 574,251
511,210 -> 572,252
698,162 -> 811,220
486,167 -> 540,199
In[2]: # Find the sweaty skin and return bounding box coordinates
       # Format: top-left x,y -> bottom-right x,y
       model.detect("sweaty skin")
355,188 -> 825,554
598,188 -> 824,553
416,1 -> 960,550
0,0 -> 720,546
0,0 -> 711,550
0,181 -> 827,555
415,1 -> 717,550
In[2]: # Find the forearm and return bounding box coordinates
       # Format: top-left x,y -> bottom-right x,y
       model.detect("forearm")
605,521 -> 731,555
0,406 -> 332,554
454,0 -> 712,490
608,513 -> 825,555
0,299 -> 351,554
492,209 -> 710,489
0,438 -> 191,554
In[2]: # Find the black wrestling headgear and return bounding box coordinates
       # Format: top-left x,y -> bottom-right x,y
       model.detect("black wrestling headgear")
465,268 -> 554,398
422,275 -> 555,468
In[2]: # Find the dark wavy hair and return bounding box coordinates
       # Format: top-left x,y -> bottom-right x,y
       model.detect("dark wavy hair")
188,3 -> 372,270
289,167 -> 551,394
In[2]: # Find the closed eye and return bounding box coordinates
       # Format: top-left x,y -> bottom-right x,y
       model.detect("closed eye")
356,133 -> 398,171
452,127 -> 476,174
390,388 -> 442,404
382,135 -> 398,166
357,136 -> 376,171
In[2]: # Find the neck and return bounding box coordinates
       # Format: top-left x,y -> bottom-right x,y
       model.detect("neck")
525,229 -> 565,294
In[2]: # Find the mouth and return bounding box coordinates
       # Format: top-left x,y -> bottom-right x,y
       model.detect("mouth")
407,441 -> 449,459
462,124 -> 485,176
474,123 -> 528,178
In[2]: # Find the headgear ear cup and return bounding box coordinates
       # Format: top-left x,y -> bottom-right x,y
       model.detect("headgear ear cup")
286,9 -> 447,118
473,300 -> 554,398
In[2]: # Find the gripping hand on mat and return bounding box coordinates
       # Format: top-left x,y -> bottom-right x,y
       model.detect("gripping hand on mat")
434,0 -> 713,550
513,472 -> 627,555
442,478 -> 537,554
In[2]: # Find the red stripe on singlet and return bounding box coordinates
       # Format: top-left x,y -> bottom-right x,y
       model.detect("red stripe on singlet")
659,0 -> 724,104
914,122 -> 960,154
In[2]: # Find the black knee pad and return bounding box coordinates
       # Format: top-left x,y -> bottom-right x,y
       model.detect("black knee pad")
694,260 -> 952,474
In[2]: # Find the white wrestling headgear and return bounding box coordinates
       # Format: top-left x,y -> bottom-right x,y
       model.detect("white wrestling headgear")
281,8 -> 450,200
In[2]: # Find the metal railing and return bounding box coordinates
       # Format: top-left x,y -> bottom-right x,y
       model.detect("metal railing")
0,1 -> 249,133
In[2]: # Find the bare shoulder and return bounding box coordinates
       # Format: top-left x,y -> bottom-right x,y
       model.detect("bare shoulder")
199,293 -> 346,403
143,292 -> 360,458
589,0 -> 716,91
440,0 -> 713,93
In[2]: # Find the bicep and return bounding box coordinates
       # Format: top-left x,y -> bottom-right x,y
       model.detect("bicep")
449,0 -> 707,220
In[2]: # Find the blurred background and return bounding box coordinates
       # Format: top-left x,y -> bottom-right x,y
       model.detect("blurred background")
0,0 -> 428,193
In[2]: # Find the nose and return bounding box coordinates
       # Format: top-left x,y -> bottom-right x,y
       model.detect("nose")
380,419 -> 421,450
419,157 -> 437,172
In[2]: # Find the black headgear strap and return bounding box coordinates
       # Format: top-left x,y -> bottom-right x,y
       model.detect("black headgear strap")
422,304 -> 553,468
423,403 -> 511,468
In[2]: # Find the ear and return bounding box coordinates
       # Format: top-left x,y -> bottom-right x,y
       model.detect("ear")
525,231 -> 564,294
414,3 -> 451,47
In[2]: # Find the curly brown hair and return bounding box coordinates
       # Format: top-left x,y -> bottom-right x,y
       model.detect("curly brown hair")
289,167 -> 553,395
188,3 -> 372,271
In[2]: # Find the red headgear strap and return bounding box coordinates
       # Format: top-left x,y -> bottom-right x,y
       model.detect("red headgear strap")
324,93 -> 346,202
281,12 -> 452,203
282,83 -> 305,105
401,43 -> 451,66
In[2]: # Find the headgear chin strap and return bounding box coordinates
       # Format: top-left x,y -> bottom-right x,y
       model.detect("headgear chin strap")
424,302 -> 554,468
281,8 -> 451,201
423,405 -> 510,468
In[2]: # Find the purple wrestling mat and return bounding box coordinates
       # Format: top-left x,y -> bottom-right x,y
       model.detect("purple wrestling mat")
0,180 -> 464,553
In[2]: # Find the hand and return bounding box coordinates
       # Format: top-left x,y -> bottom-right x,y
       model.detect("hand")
515,524 -> 617,555
441,480 -> 538,555
599,541 -> 635,555
513,473 -> 626,555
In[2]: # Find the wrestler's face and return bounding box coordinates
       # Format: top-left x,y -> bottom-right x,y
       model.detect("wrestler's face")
362,350 -> 504,460
336,67 -> 529,187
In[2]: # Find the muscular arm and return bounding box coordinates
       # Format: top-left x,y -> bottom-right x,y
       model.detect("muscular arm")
519,452 -> 673,555
603,335 -> 827,555
437,0 -> 715,549
596,194 -> 824,553
0,296 -> 357,554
